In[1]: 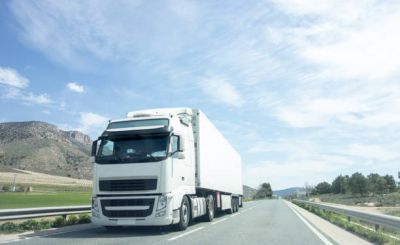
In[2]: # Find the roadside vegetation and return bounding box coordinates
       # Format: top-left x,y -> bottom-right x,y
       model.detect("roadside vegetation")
0,214 -> 91,234
303,172 -> 400,208
292,200 -> 400,245
0,192 -> 91,209
0,183 -> 91,209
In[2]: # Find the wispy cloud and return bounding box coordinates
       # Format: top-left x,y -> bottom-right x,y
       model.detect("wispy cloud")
0,66 -> 52,105
67,82 -> 85,93
0,67 -> 29,88
199,77 -> 243,107
22,92 -> 52,105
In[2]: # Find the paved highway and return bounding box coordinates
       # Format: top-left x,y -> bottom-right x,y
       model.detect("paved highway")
2,200 -> 343,245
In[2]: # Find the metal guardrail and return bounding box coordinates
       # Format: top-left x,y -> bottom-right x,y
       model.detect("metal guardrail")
293,199 -> 400,231
0,205 -> 91,221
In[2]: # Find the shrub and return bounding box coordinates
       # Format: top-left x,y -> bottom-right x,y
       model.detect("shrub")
67,215 -> 79,225
53,217 -> 66,227
78,214 -> 91,224
0,222 -> 21,233
19,220 -> 40,231
39,219 -> 52,230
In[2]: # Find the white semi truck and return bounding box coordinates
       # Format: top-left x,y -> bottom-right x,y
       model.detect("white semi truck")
91,108 -> 243,230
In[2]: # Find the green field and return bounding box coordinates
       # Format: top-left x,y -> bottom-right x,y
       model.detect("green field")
0,192 -> 91,209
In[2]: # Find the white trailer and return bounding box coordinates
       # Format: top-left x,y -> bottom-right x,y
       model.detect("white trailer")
91,108 -> 243,231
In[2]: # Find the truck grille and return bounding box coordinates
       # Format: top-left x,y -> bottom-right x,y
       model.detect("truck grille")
99,179 -> 157,191
101,198 -> 155,218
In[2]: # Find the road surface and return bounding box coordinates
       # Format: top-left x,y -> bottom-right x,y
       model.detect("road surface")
1,200 -> 350,245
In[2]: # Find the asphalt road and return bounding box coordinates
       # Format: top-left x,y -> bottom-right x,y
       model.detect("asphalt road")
3,200 -> 332,245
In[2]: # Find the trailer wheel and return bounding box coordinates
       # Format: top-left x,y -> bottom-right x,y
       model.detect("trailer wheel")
174,196 -> 190,231
235,199 -> 239,212
204,195 -> 215,222
233,198 -> 238,213
226,198 -> 233,214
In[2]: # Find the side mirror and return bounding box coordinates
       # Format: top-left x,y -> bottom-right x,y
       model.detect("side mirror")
91,140 -> 98,157
175,152 -> 185,159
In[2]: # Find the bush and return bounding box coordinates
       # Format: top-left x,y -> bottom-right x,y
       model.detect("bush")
0,222 -> 21,233
78,214 -> 91,224
67,215 -> 79,225
39,219 -> 52,230
19,220 -> 40,231
53,216 -> 66,227
2,185 -> 11,192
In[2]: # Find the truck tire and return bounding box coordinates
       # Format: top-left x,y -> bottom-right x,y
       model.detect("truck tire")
233,198 -> 238,213
235,199 -> 239,212
226,198 -> 233,214
204,195 -> 215,222
174,196 -> 190,231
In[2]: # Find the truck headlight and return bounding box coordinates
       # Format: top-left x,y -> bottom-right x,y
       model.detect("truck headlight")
157,195 -> 167,211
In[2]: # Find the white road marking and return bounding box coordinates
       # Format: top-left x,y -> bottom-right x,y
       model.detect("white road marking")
167,226 -> 205,241
286,202 -> 333,245
211,217 -> 228,225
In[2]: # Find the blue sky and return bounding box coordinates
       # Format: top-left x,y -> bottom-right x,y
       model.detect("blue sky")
1,0 -> 400,189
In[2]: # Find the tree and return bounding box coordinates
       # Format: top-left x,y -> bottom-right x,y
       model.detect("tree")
367,173 -> 386,194
383,175 -> 396,193
331,175 -> 348,194
349,172 -> 367,195
315,182 -> 331,194
255,182 -> 272,199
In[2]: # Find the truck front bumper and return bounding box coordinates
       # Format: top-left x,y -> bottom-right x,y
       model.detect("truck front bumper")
91,195 -> 179,226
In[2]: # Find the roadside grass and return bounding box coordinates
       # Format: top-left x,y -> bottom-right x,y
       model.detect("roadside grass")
0,192 -> 91,209
0,182 -> 92,193
315,192 -> 400,207
0,214 -> 91,234
292,200 -> 400,245
384,209 -> 400,218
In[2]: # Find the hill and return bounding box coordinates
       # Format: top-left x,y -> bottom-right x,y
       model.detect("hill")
0,121 -> 92,179
273,187 -> 306,197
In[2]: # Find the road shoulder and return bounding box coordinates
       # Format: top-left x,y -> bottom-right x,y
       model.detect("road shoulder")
285,201 -> 371,245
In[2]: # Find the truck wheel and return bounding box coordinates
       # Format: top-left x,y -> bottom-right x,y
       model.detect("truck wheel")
235,199 -> 239,212
204,195 -> 215,222
174,196 -> 190,231
226,198 -> 233,214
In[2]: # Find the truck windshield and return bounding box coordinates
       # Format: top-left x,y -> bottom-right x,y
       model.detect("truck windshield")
96,135 -> 169,164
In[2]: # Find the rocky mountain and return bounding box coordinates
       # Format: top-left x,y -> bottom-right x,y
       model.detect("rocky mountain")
243,185 -> 257,199
0,121 -> 92,179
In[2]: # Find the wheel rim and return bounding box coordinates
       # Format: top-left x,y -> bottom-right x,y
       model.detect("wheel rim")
182,203 -> 188,224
